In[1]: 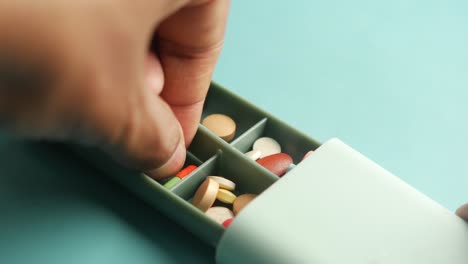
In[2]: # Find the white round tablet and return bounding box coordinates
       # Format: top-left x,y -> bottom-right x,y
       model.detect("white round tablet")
205,207 -> 234,225
207,176 -> 236,191
253,137 -> 281,158
245,149 -> 262,161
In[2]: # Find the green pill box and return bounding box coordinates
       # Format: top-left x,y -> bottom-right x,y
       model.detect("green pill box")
73,82 -> 468,263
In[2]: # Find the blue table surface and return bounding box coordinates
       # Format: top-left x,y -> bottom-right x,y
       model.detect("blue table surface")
2,1 -> 467,263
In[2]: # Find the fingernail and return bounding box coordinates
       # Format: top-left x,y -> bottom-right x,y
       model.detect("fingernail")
146,139 -> 186,180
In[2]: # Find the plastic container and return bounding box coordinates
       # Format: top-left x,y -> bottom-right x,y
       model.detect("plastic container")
72,82 -> 468,263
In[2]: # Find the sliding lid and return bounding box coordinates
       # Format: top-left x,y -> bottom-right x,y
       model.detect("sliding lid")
216,138 -> 468,263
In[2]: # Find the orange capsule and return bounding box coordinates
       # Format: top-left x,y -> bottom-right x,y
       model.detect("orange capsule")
176,165 -> 198,179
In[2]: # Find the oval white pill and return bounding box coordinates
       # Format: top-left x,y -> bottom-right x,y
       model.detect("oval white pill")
205,207 -> 234,225
207,176 -> 236,191
253,137 -> 281,158
245,149 -> 262,161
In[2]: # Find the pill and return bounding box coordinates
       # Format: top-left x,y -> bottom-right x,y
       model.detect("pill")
456,203 -> 468,221
202,114 -> 236,142
163,177 -> 181,189
245,149 -> 262,161
256,153 -> 293,177
192,178 -> 219,212
207,176 -> 236,191
302,150 -> 314,160
233,194 -> 257,215
216,189 -> 237,204
222,218 -> 234,228
205,207 -> 234,225
176,165 -> 198,179
253,137 -> 281,158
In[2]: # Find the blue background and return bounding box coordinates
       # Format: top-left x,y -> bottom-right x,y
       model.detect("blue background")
1,1 -> 467,263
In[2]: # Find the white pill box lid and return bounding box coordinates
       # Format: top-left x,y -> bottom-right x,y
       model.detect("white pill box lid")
216,138 -> 468,263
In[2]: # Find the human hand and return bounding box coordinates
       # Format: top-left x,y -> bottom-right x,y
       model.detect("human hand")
0,0 -> 229,178
456,203 -> 468,221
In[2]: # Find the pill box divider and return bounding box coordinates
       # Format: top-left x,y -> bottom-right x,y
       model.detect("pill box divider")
257,117 -> 320,163
230,118 -> 268,152
216,147 -> 278,194
171,154 -> 218,199
205,82 -> 321,162
186,151 -> 203,166
189,125 -> 228,162
227,116 -> 320,164
158,151 -> 203,187
173,144 -> 279,200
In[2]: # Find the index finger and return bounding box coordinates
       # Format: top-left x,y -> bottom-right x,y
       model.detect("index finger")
156,0 -> 230,146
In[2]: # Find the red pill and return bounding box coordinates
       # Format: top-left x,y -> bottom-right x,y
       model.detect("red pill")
222,218 -> 234,228
256,153 -> 293,177
302,150 -> 314,160
176,165 -> 198,179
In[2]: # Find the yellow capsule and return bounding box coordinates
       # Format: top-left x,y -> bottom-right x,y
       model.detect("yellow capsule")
216,189 -> 237,204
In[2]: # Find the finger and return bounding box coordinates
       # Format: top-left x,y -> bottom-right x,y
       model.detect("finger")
156,0 -> 230,146
0,51 -> 187,180
456,203 -> 468,221
70,51 -> 186,179
145,53 -> 164,95
104,59 -> 186,179
99,93 -> 187,180
128,0 -> 189,26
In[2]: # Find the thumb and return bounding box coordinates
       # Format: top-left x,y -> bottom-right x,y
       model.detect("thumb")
456,203 -> 468,221
101,55 -> 186,180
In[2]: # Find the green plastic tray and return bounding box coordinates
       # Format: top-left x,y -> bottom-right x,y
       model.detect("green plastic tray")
72,82 -> 468,263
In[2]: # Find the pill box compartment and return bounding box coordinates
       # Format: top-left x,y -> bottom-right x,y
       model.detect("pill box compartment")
198,83 -> 320,163
231,117 -> 319,164
200,84 -> 265,144
172,149 -> 277,202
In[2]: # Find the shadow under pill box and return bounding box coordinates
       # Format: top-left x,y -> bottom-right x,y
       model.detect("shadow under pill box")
70,82 -> 468,264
